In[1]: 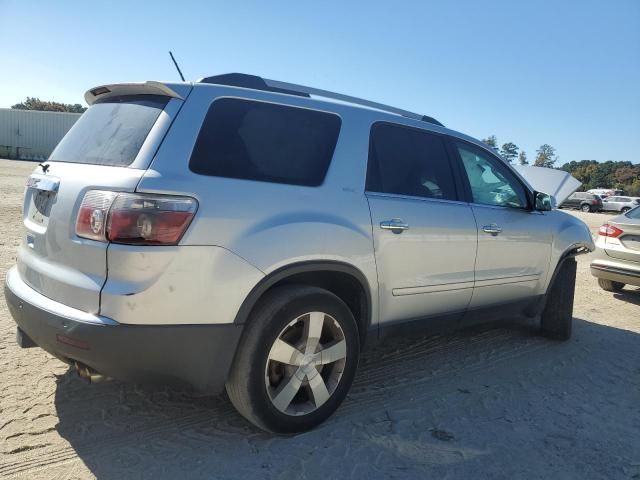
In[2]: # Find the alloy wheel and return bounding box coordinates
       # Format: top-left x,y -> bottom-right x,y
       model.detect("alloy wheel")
265,311 -> 347,416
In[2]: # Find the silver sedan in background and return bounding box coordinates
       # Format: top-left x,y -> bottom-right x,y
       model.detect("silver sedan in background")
591,206 -> 640,291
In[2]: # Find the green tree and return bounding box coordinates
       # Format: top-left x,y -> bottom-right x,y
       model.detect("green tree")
534,144 -> 558,168
627,179 -> 640,196
560,160 -> 599,189
518,151 -> 528,165
11,97 -> 86,113
614,165 -> 639,185
500,142 -> 519,163
559,160 -> 639,192
481,135 -> 498,152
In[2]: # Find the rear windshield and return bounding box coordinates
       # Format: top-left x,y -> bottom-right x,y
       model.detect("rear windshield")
49,95 -> 168,167
627,206 -> 640,219
189,98 -> 341,186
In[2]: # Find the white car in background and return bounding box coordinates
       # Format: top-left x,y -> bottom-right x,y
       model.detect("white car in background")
601,196 -> 640,214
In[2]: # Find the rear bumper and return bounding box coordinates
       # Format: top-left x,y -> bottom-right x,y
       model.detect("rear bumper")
591,263 -> 640,287
4,267 -> 243,393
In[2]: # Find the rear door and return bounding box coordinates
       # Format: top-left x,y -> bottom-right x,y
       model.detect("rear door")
17,94 -> 183,313
564,193 -> 580,208
451,140 -> 551,309
366,122 -> 477,325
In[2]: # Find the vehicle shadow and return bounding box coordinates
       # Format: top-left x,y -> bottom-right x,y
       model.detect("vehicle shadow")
43,318 -> 640,479
613,287 -> 640,306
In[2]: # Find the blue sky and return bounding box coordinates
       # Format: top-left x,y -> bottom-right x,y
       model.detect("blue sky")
1,0 -> 638,164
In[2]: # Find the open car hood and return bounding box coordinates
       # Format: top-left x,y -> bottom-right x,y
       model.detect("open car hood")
513,165 -> 582,207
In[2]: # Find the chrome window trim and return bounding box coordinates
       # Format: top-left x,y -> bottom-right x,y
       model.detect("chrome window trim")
365,190 -> 470,207
466,201 -> 539,213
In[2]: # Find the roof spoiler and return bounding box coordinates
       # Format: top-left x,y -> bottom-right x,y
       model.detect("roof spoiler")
84,81 -> 186,105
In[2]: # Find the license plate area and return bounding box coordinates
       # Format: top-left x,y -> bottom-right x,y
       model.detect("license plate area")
26,189 -> 55,229
24,174 -> 60,231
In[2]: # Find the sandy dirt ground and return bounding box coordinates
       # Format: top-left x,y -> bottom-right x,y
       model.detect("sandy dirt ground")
0,159 -> 638,479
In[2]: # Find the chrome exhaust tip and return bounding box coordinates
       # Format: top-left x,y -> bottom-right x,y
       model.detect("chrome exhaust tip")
74,362 -> 111,384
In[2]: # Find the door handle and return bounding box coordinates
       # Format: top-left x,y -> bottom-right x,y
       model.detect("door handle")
380,219 -> 410,234
482,224 -> 503,235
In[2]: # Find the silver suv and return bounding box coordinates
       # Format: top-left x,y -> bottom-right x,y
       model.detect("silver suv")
4,74 -> 595,433
601,196 -> 640,213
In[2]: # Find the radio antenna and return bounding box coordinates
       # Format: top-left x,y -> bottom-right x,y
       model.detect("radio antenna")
168,51 -> 186,82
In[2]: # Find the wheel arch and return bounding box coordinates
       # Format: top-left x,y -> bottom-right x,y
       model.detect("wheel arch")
547,245 -> 586,293
233,261 -> 373,345
529,244 -> 587,318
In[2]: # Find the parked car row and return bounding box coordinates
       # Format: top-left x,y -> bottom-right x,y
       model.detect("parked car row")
560,192 -> 640,213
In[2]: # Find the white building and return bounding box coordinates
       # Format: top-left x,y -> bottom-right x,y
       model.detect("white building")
0,108 -> 81,160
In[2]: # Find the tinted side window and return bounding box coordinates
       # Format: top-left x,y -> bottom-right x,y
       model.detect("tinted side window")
455,141 -> 528,209
189,98 -> 341,186
367,123 -> 457,200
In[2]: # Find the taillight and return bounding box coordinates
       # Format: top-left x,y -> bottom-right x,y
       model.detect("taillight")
598,223 -> 623,238
76,191 -> 118,241
76,191 -> 197,245
591,199 -> 597,205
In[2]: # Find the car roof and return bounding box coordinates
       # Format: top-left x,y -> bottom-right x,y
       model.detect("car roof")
85,75 -> 536,193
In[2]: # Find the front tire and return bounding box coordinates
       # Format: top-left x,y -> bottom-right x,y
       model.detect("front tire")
597,278 -> 625,292
226,285 -> 360,434
541,258 -> 577,341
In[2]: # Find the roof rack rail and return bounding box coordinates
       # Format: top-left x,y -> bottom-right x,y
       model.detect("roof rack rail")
197,73 -> 444,127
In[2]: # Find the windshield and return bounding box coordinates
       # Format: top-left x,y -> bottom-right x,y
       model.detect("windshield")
49,95 -> 168,166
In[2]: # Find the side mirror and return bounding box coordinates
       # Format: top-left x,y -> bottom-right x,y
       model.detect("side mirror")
534,191 -> 554,211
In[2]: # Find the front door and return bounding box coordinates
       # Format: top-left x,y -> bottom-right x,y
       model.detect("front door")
366,123 -> 477,325
452,140 -> 551,309
602,197 -> 620,211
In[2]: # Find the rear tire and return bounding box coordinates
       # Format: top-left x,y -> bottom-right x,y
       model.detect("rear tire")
597,278 -> 625,292
226,285 -> 360,434
621,207 -> 631,214
541,258 -> 577,341
580,204 -> 591,213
